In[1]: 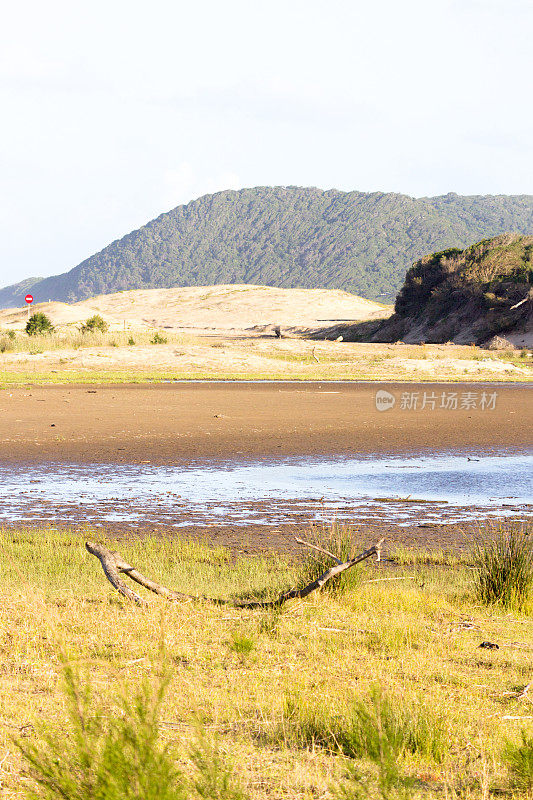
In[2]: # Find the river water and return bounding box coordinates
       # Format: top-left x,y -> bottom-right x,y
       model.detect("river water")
0,451 -> 531,528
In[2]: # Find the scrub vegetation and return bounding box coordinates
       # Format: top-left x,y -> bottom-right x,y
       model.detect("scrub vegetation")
370,234 -> 533,345
0,328 -> 196,353
25,313 -> 54,337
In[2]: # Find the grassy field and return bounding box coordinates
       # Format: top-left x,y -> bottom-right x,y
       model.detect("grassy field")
0,351 -> 532,387
1,324 -> 532,386
0,329 -> 200,353
0,525 -> 532,798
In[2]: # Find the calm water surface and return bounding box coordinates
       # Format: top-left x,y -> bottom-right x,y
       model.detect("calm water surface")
0,451 -> 531,527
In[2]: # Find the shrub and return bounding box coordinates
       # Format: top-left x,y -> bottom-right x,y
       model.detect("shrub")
81,314 -> 108,333
0,330 -> 16,352
228,632 -> 254,656
128,336 -> 136,346
16,664 -> 247,800
25,313 -> 54,336
17,664 -> 183,800
282,686 -> 447,799
151,332 -> 168,344
281,685 -> 448,764
503,730 -> 533,791
473,524 -> 533,611
336,687 -> 416,800
189,729 -> 247,800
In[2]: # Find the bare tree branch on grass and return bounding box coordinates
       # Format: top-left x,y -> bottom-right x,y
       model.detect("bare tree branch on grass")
85,537 -> 384,608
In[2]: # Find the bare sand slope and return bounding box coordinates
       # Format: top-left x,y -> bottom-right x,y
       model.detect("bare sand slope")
0,284 -> 390,332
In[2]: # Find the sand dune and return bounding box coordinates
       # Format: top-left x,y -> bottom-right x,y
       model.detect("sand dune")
0,284 -> 390,333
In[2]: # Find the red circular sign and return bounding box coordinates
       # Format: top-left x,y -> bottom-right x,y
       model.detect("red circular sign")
25,294 -> 33,304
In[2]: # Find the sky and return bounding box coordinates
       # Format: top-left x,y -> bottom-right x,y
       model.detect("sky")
1,0 -> 532,288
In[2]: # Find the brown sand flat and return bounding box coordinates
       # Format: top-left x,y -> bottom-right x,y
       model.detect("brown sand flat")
0,382 -> 531,464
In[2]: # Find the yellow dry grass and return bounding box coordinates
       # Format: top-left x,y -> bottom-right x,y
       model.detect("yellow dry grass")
0,527 -> 531,798
0,338 -> 531,385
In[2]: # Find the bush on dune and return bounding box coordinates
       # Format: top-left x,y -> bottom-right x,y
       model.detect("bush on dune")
26,313 -> 54,336
81,314 -> 109,333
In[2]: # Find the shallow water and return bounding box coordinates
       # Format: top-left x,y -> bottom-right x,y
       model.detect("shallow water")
0,451 -> 531,528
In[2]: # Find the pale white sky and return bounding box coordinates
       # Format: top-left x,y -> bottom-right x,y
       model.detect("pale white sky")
1,0 -> 532,287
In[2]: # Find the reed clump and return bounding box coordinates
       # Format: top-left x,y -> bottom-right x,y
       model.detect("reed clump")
473,522 -> 533,611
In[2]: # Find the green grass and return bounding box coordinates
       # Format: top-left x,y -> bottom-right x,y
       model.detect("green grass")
0,368 -> 531,388
503,730 -> 533,792
0,527 -> 295,601
473,523 -> 533,611
388,546 -> 471,567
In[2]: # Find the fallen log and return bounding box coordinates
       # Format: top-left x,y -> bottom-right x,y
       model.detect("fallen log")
85,537 -> 384,609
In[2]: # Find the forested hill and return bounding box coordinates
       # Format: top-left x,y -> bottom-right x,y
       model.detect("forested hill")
2,187 -> 532,308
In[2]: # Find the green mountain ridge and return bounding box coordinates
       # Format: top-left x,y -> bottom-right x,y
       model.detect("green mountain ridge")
1,187 -> 532,309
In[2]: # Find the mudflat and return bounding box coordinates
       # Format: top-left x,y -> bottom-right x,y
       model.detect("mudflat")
0,381 -> 531,464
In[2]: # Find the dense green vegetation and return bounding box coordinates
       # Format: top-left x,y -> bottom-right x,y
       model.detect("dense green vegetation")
80,314 -> 108,333
367,233 -> 533,344
25,312 -> 54,336
1,188 -> 532,308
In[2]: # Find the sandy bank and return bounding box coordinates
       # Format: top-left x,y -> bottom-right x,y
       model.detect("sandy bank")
0,382 -> 531,465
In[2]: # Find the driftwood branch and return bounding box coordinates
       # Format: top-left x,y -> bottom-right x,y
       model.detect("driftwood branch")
85,542 -> 146,605
295,537 -> 342,565
510,296 -> 529,310
86,538 -> 384,609
86,542 -> 196,606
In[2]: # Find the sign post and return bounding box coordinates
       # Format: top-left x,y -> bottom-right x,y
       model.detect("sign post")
25,294 -> 33,321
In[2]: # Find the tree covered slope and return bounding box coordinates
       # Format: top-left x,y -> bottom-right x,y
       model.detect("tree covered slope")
2,187 -> 532,308
367,233 -> 533,344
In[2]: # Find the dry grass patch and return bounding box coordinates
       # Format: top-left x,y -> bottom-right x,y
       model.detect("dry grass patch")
0,329 -> 200,354
0,526 -> 531,798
